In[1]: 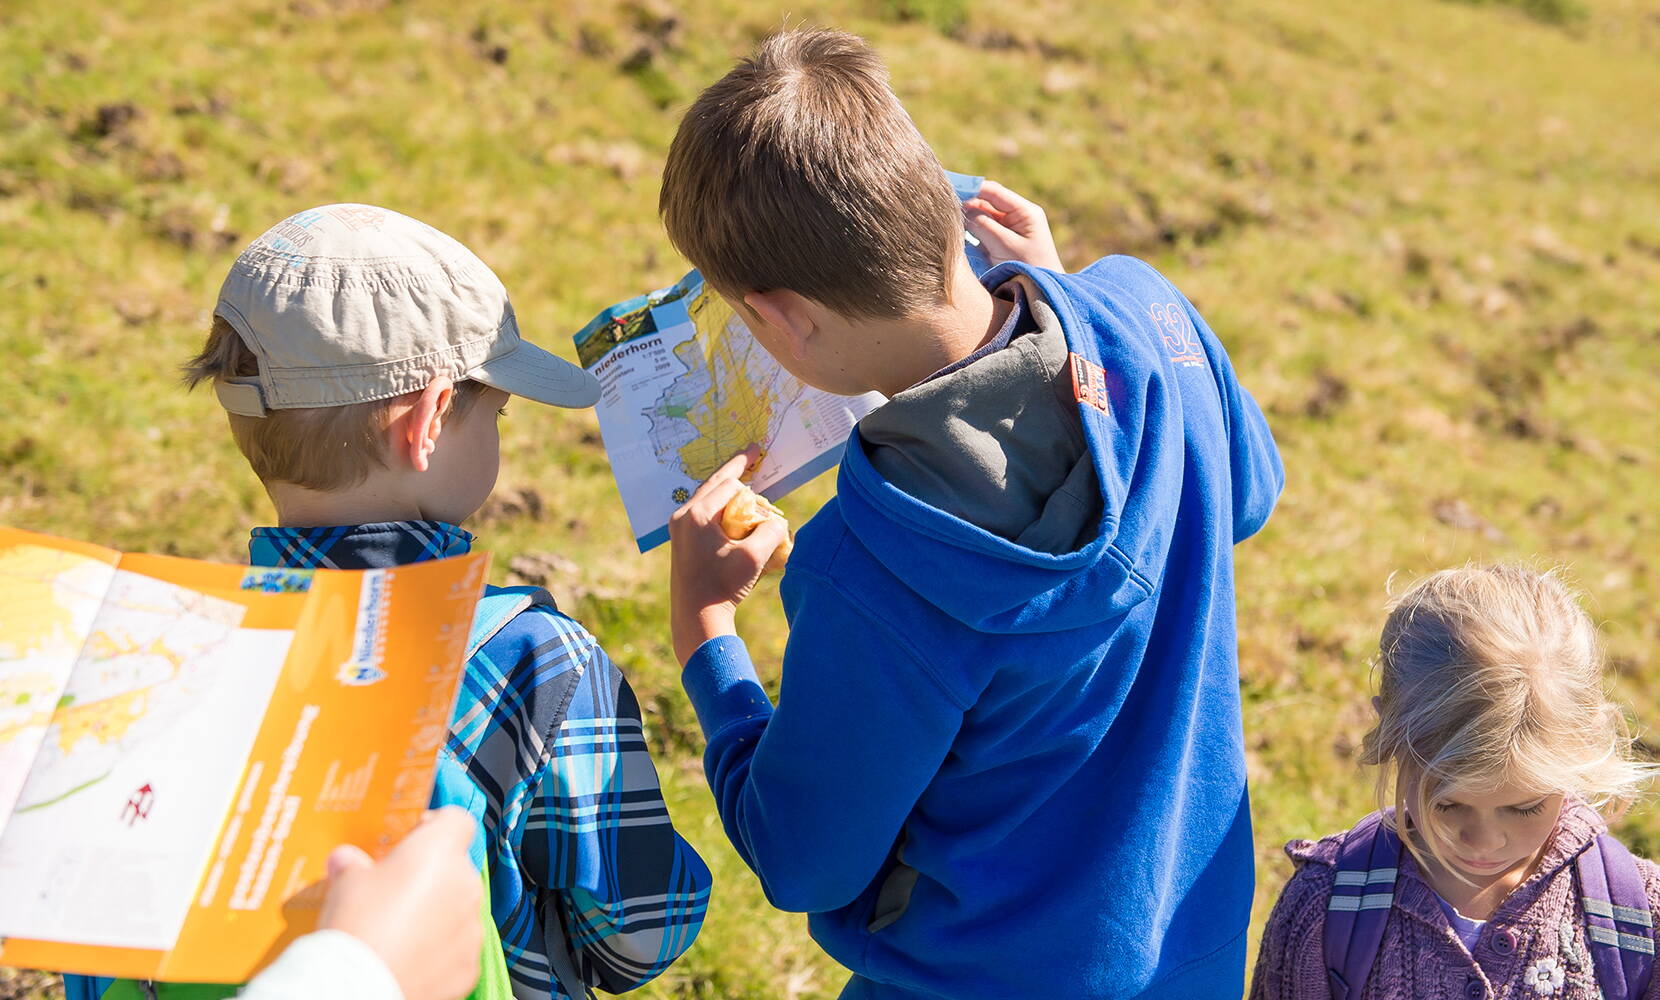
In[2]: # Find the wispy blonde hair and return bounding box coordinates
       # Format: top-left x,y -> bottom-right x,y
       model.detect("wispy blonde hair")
183,315 -> 485,491
1359,563 -> 1656,872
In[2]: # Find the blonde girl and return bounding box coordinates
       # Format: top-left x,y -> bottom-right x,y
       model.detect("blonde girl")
1251,564 -> 1659,1000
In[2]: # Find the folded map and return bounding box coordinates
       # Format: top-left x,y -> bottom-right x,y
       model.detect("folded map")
0,525 -> 489,982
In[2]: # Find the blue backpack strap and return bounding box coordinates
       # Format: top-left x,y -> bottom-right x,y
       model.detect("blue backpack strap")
1577,833 -> 1655,1000
468,585 -> 557,660
450,585 -> 597,1000
1324,810 -> 1403,1000
430,585 -> 558,869
62,976 -> 112,1000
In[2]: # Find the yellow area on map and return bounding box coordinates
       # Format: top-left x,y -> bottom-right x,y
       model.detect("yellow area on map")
51,686 -> 152,753
45,631 -> 188,753
0,545 -> 98,660
0,545 -> 113,749
673,289 -> 780,478
85,630 -> 187,671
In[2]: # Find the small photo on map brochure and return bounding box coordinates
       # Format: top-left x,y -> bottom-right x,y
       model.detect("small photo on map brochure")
574,272 -> 885,552
575,172 -> 993,553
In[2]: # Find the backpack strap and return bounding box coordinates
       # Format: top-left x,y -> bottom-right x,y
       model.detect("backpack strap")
433,587 -> 559,868
463,585 -> 595,1000
63,976 -> 112,1000
1324,810 -> 1404,1000
467,585 -> 557,659
544,897 -> 599,1000
1577,833 -> 1655,1000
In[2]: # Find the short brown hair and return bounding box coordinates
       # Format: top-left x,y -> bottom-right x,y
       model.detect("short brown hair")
184,316 -> 487,491
659,28 -> 963,319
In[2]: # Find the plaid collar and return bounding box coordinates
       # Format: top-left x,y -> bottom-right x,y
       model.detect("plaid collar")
248,519 -> 473,570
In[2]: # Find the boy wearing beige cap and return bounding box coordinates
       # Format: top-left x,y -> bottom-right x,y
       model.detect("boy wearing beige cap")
66,204 -> 711,1000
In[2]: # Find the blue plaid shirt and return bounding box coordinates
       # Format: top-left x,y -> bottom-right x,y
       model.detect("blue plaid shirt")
250,521 -> 711,999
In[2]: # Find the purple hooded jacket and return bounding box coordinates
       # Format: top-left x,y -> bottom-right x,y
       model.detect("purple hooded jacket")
1251,800 -> 1660,1000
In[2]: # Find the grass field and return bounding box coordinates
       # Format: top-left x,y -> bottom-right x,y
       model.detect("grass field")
3,0 -> 1658,996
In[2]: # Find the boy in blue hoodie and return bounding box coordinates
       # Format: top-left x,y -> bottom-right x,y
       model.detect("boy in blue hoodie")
658,28 -> 1284,1000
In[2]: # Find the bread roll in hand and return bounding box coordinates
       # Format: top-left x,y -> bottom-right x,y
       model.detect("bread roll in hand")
719,484 -> 793,573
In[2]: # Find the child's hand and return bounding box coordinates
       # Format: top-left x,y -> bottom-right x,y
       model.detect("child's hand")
963,180 -> 1066,272
669,453 -> 789,664
320,808 -> 483,1000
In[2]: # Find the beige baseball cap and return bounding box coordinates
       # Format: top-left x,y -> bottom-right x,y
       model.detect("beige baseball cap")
212,204 -> 599,416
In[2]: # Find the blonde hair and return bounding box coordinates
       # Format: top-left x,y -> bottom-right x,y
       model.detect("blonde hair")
183,316 -> 486,491
1360,563 -> 1656,872
659,28 -> 963,319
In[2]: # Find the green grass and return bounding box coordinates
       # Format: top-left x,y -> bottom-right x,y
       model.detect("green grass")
1444,0 -> 1589,27
3,0 -> 1659,997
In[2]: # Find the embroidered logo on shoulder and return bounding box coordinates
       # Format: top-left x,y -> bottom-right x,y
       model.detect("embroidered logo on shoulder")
1150,302 -> 1206,368
1069,353 -> 1113,415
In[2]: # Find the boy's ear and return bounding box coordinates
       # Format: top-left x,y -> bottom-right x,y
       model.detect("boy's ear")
742,290 -> 817,361
397,375 -> 455,473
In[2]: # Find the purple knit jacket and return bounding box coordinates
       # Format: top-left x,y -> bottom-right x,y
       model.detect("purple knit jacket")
1250,801 -> 1660,1000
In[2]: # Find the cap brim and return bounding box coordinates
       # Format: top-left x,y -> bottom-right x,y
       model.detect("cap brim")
470,340 -> 601,409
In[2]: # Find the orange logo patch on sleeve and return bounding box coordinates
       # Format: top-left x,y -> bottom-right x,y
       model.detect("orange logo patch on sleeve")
1069,352 -> 1112,415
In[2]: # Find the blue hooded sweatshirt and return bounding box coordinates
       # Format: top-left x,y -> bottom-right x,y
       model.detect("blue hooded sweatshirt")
681,255 -> 1284,999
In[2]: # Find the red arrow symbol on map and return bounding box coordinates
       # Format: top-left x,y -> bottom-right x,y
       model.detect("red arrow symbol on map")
121,784 -> 155,826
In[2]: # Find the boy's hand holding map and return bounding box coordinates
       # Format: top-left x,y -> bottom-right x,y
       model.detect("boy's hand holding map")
961,179 -> 1067,273
0,526 -> 488,983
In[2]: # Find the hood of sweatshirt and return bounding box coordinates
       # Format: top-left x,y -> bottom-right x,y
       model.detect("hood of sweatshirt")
858,275 -> 1101,557
836,258 -> 1193,635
